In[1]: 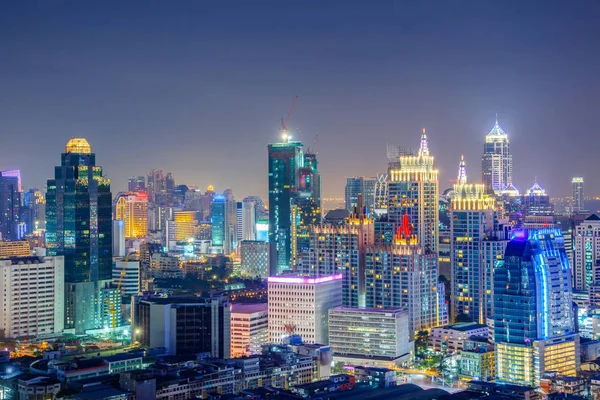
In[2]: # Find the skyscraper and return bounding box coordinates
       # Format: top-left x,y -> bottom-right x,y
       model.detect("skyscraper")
494,229 -> 579,386
482,118 -> 512,194
242,198 -> 257,241
46,138 -> 113,333
114,192 -> 149,239
572,177 -> 585,212
211,194 -> 225,251
388,129 -> 439,253
223,189 -> 237,254
0,170 -> 21,240
344,177 -> 375,213
292,151 -> 322,265
268,139 -> 303,274
450,156 -> 496,323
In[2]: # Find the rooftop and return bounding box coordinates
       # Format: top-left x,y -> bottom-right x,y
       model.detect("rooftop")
331,306 -> 406,314
230,303 -> 268,314
437,323 -> 488,332
66,138 -> 92,154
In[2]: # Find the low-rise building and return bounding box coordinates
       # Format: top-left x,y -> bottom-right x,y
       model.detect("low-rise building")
354,366 -> 396,388
458,340 -> 495,381
0,241 -> 30,258
17,375 -> 61,400
292,374 -> 355,398
540,373 -> 587,396
429,322 -> 489,353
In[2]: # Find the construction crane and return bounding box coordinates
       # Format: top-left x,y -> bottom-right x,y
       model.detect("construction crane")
280,95 -> 298,141
107,252 -> 133,329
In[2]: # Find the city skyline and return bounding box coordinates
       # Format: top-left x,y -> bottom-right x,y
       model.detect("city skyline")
2,1 -> 600,198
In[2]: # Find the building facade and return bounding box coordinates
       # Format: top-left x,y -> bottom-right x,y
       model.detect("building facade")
230,303 -> 268,358
572,177 -> 585,212
46,138 -> 113,334
328,307 -> 411,367
494,229 -> 579,386
114,192 -> 149,239
239,240 -> 269,279
574,214 -> 600,292
268,274 -> 342,344
0,256 -> 64,338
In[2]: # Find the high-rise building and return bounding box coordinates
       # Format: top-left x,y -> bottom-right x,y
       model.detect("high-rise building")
344,177 -> 375,213
242,198 -> 256,241
112,260 -> 140,299
172,210 -> 197,242
136,295 -> 230,358
112,220 -> 126,257
236,201 -> 243,243
127,176 -> 146,192
23,188 -> 46,232
572,177 -> 585,212
146,169 -> 165,203
450,156 -> 496,323
388,130 -> 438,253
114,192 -> 149,239
268,274 -> 342,344
0,170 -> 21,240
293,152 -> 322,265
373,173 -> 388,215
268,139 -> 304,274
482,118 -> 512,194
494,229 -> 579,386
299,206 -> 374,308
0,256 -> 64,338
46,138 -> 113,333
211,194 -> 225,252
230,303 -> 268,358
365,218 -> 447,338
574,214 -> 600,292
224,189 -> 237,254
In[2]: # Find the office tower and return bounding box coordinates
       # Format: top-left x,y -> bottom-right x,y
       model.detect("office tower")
240,240 -> 269,279
450,156 -> 496,323
572,177 -> 585,212
46,138 -> 113,333
328,307 -> 411,367
481,224 -> 511,320
482,117 -> 512,194
365,217 -> 447,338
112,220 -> 126,257
388,130 -> 438,253
115,192 -> 149,239
0,241 -> 31,258
23,188 -> 46,232
236,201 -> 243,243
268,139 -> 304,275
127,176 -> 146,192
150,253 -> 183,279
242,199 -> 256,241
268,274 -> 342,344
172,210 -> 197,241
0,170 -> 21,240
523,181 -> 553,217
344,177 -> 375,213
230,303 -> 268,358
574,214 -> 600,291
0,256 -> 64,338
165,172 -> 175,193
211,194 -> 225,251
300,205 -> 374,307
494,229 -> 579,386
146,169 -> 165,203
223,189 -> 237,254
293,152 -> 322,265
136,295 -> 230,357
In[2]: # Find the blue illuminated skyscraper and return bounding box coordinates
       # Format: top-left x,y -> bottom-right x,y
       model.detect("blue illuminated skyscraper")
494,229 -> 579,386
268,139 -> 303,275
46,138 -> 113,333
482,117 -> 512,194
211,194 -> 225,251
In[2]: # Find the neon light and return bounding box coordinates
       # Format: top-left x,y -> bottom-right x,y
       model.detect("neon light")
268,274 -> 343,284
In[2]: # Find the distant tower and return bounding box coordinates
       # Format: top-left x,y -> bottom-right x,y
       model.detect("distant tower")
211,194 -> 226,251
482,117 -> 512,194
46,138 -> 113,333
572,177 -> 585,212
0,170 -> 21,240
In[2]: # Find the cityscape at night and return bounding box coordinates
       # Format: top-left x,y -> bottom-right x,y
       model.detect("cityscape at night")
1,1 -> 600,399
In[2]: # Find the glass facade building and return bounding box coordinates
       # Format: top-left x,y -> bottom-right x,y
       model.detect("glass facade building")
46,138 -> 113,333
268,140 -> 303,274
211,194 -> 225,249
0,171 -> 21,240
494,228 -> 579,386
482,118 -> 512,194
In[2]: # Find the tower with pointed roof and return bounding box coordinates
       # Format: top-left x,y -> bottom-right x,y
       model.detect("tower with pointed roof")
482,117 -> 512,194
450,156 -> 496,323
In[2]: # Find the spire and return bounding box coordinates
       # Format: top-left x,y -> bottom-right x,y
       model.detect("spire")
495,113 -> 499,125
419,128 -> 429,157
457,155 -> 467,185
487,115 -> 507,137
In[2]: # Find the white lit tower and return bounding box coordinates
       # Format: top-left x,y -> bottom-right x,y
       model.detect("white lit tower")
482,117 -> 512,194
